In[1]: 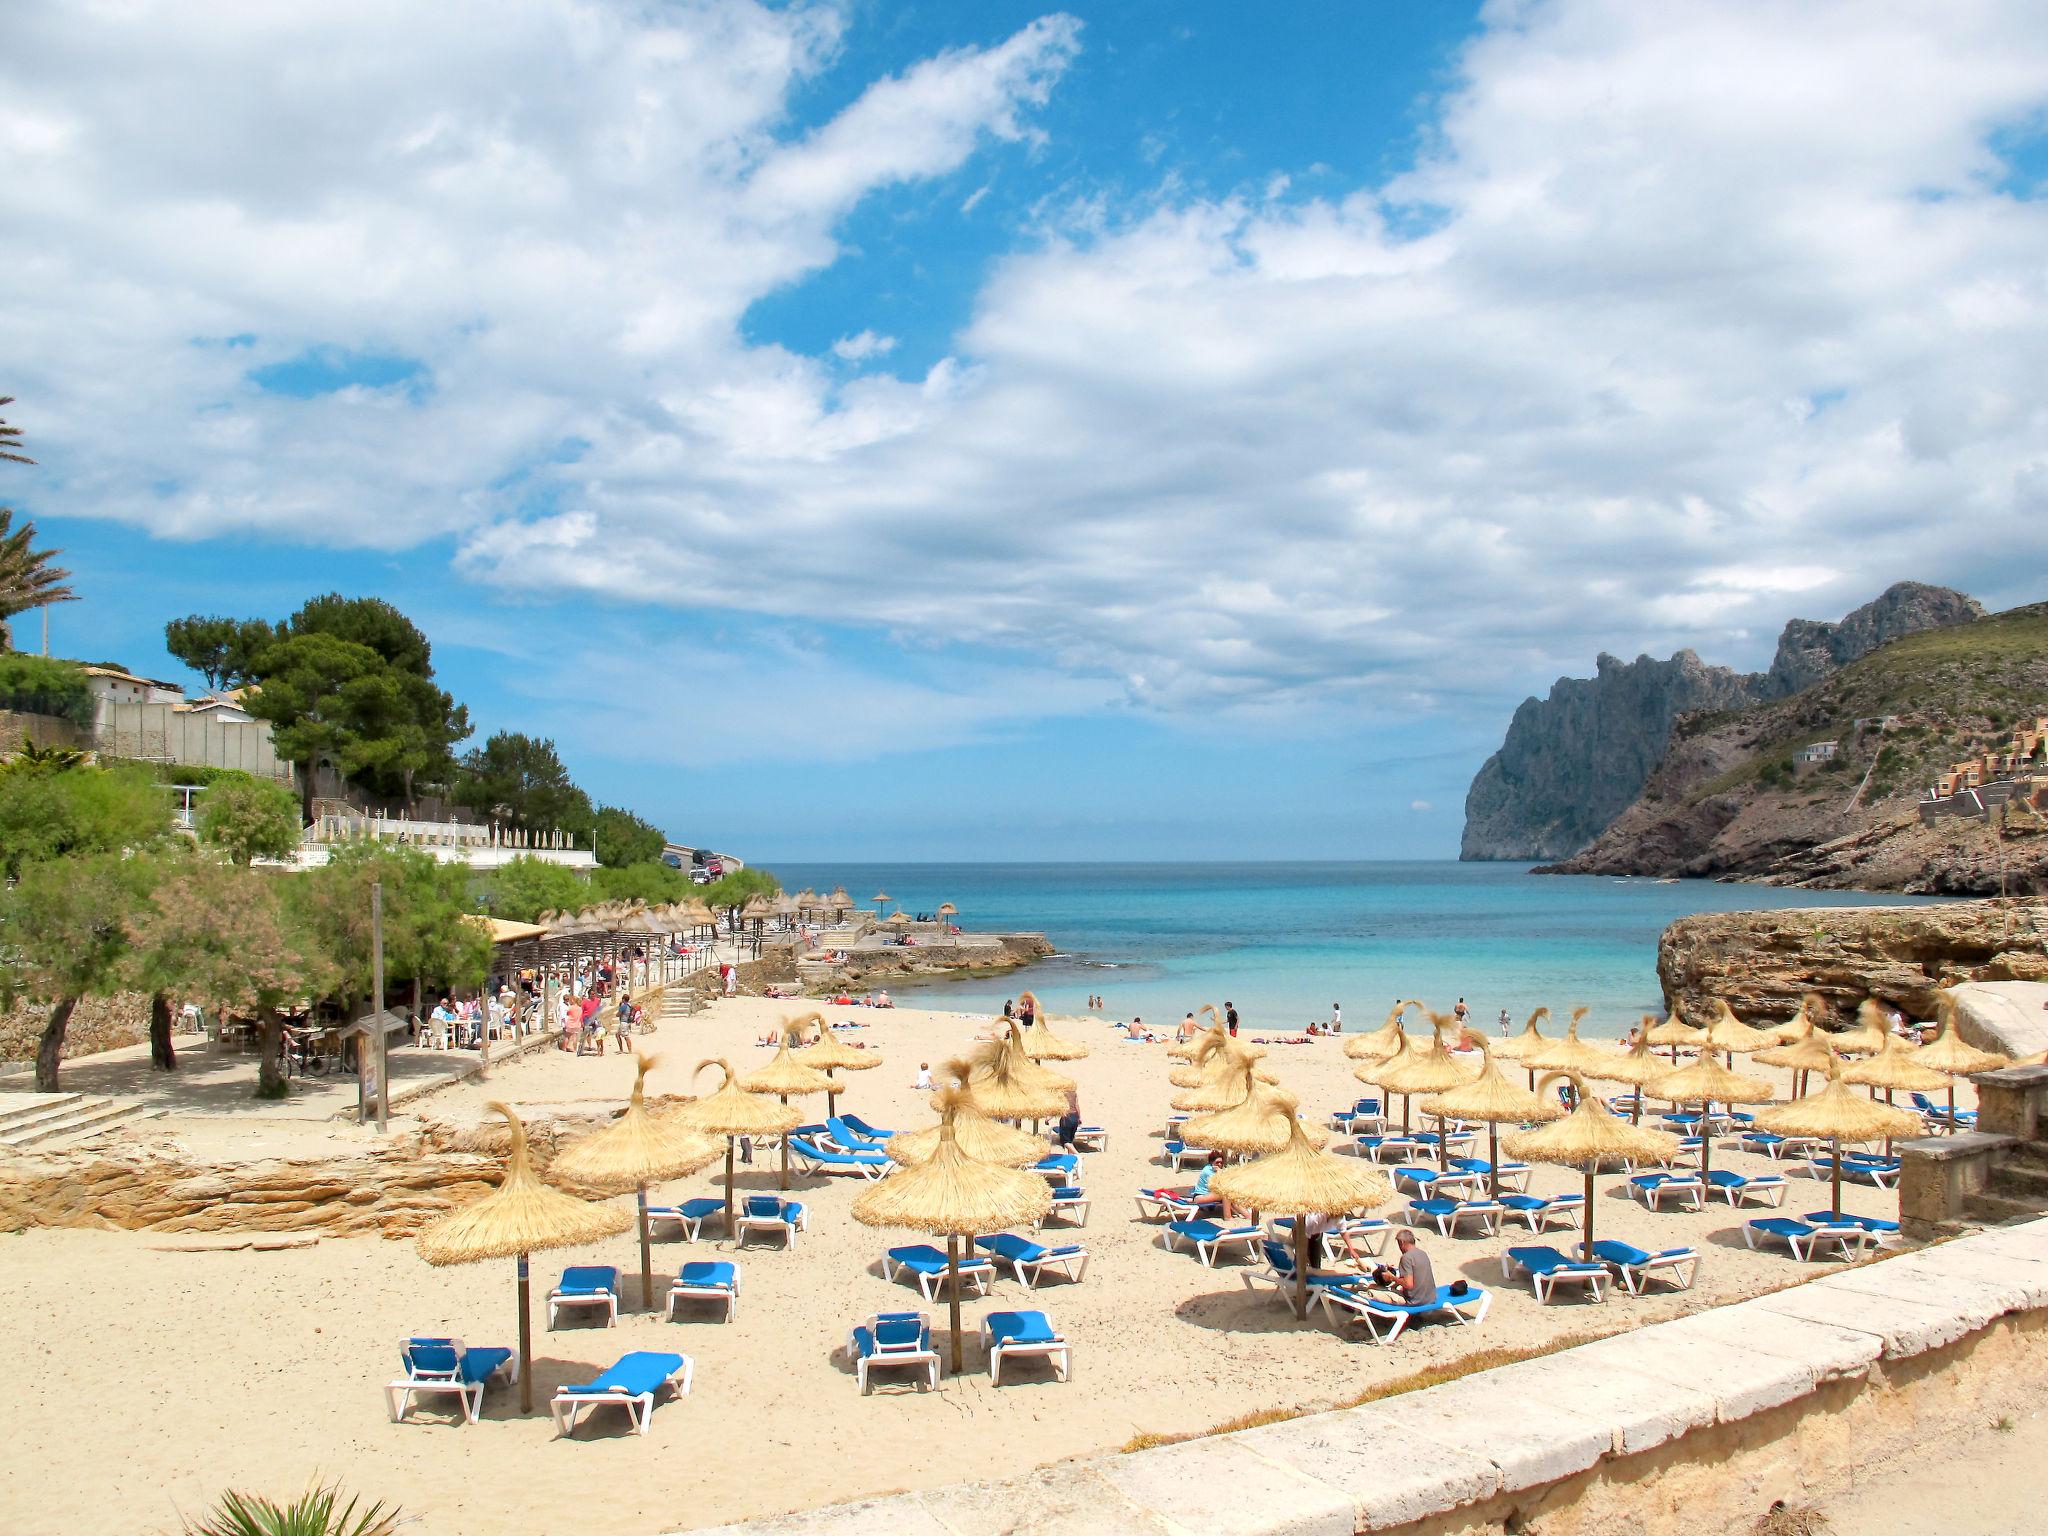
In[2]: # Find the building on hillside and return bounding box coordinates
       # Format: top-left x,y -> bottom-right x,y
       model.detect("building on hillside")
82,665 -> 186,706
1795,740 -> 1839,764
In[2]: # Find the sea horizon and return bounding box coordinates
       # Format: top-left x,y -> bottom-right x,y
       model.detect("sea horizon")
764,860 -> 1940,1037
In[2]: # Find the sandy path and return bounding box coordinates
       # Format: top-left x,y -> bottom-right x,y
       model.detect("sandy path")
0,998 -> 1933,1535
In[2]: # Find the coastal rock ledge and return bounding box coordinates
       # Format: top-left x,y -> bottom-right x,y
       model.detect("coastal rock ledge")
1657,897 -> 2048,1030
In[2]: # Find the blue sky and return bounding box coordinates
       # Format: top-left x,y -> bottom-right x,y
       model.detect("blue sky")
6,2 -> 2048,863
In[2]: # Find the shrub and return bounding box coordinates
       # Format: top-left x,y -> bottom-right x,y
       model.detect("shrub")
0,653 -> 92,724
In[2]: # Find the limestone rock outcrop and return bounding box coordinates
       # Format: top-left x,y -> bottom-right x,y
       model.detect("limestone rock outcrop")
1461,583 -> 1982,862
1656,897 -> 2048,1029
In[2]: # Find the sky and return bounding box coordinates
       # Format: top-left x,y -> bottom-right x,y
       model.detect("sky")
4,0 -> 2047,863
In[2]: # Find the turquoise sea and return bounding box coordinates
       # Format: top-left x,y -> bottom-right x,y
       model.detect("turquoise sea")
767,862 -> 1935,1039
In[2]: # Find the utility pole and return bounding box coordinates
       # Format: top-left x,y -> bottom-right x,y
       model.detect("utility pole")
373,880 -> 389,1132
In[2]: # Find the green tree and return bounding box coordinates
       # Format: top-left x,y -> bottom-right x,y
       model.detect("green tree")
0,396 -> 31,466
699,867 -> 779,933
590,860 -> 689,906
4,851 -> 149,1090
453,731 -> 594,835
298,841 -> 490,1018
479,853 -> 592,921
0,757 -> 170,878
594,804 -> 665,867
198,776 -> 303,865
164,615 -> 274,691
0,404 -> 74,650
242,632 -> 389,820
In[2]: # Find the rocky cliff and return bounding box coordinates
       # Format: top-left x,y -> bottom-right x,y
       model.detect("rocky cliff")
1656,897 -> 2048,1027
1550,600 -> 2048,892
1461,583 -> 1983,861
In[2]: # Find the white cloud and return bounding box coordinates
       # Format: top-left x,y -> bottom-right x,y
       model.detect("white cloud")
831,330 -> 898,363
6,0 -> 2048,738
1410,800 -> 1434,813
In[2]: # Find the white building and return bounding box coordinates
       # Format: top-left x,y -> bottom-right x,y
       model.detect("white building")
81,665 -> 186,706
1795,741 -> 1840,764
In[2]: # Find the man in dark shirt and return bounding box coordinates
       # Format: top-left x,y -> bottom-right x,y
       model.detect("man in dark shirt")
1375,1230 -> 1436,1302
1225,1001 -> 1239,1037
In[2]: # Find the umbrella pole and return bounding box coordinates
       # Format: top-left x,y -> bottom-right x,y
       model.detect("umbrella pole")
517,1252 -> 533,1414
1293,1216 -> 1309,1321
779,1094 -> 791,1193
724,1140 -> 736,1231
637,1183 -> 653,1312
1831,1136 -> 1844,1222
1436,1115 -> 1449,1170
946,1234 -> 964,1375
1948,1083 -> 1958,1136
1699,1112 -> 1713,1180
1487,1122 -> 1500,1201
1581,1170 -> 1595,1263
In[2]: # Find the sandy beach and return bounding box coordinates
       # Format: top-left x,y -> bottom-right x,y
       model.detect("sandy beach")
0,996 -> 1941,1535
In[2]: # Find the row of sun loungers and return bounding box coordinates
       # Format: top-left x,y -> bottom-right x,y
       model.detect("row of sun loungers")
848,1309 -> 1073,1392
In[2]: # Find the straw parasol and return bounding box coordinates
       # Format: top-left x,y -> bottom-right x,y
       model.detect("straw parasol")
1171,1031 -> 1272,1092
1756,995 -> 1831,1091
1490,1007 -> 1551,1086
1505,1074 -> 1681,1261
959,1029 -> 1070,1122
936,901 -> 957,929
1656,1055 -> 1773,1177
1912,997 -> 2012,1131
1211,1108 -> 1393,1320
740,1022 -> 834,1192
1375,1020 -> 1480,1161
1767,992 -> 1829,1045
1016,993 -> 1089,1062
890,1061 -> 1047,1168
886,910 -> 914,928
667,1059 -> 802,1231
1172,1053 -> 1260,1114
794,1012 -> 883,1119
1182,1068 -> 1329,1155
1418,1039 -> 1564,1197
417,1103 -> 634,1412
1843,1033 -> 1951,1154
1166,1022 -> 1222,1063
550,1056 -> 722,1311
1645,1009 -> 1706,1062
1830,998 -> 1895,1058
1526,1008 -> 1612,1081
852,1094 -> 1052,1371
1754,1050 -> 1922,1219
871,891 -> 893,916
1699,999 -> 1779,1064
1343,1000 -> 1420,1062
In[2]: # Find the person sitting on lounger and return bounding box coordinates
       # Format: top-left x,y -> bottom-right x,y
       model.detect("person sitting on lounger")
1370,1230 -> 1435,1301
1191,1151 -> 1236,1218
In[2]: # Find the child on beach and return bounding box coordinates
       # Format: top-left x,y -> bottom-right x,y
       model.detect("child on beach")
913,1062 -> 934,1090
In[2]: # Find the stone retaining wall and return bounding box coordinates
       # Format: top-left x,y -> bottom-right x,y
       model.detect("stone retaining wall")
688,1220 -> 2048,1536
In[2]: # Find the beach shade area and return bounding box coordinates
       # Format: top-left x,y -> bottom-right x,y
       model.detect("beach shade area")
417,1103 -> 634,1413
852,1097 -> 1052,1372
1754,1052 -> 1922,1219
1490,1007 -> 1551,1086
1343,1000 -> 1420,1063
669,1059 -> 803,1230
1756,997 -> 1840,1095
1211,1109 -> 1392,1319
1831,999 -> 1897,1058
549,1056 -> 721,1310
1699,1000 -> 1780,1067
740,1024 -> 834,1191
1600,1028 -> 1675,1123
1656,1056 -> 1774,1177
1016,993 -> 1090,1062
1506,1074 -> 1681,1262
1183,1070 -> 1328,1156
1375,1021 -> 1478,1159
1526,1008 -> 1614,1084
1646,1009 -> 1707,1063
796,1014 -> 882,1119
1845,1034 -> 1953,1151
961,1030 -> 1069,1124
1912,1002 -> 2012,1130
889,1060 -> 1046,1168
1419,1039 -> 1562,1197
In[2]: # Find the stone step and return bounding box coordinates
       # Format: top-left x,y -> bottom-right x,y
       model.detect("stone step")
1964,1190 -> 2048,1226
1991,1160 -> 2048,1200
0,1098 -> 160,1151
2006,1140 -> 2048,1169
0,1092 -> 86,1135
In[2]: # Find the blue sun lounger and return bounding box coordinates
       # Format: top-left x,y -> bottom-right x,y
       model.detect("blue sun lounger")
1808,1154 -> 1901,1188
1318,1283 -> 1491,1342
1744,1217 -> 1872,1261
1589,1239 -> 1699,1292
791,1136 -> 891,1179
734,1195 -> 807,1249
976,1232 -> 1090,1286
848,1311 -> 940,1393
1159,1139 -> 1210,1170
1912,1093 -> 1976,1129
1031,1152 -> 1081,1185
1403,1198 -> 1504,1236
1498,1193 -> 1584,1231
664,1260 -> 740,1322
841,1113 -> 895,1140
550,1350 -> 691,1436
644,1196 -> 726,1240
1803,1210 -> 1901,1243
1163,1219 -> 1264,1266
1704,1169 -> 1788,1207
981,1309 -> 1072,1385
1271,1214 -> 1391,1261
1736,1130 -> 1821,1160
1448,1158 -> 1533,1193
826,1116 -> 888,1150
548,1266 -> 620,1328
884,1243 -> 996,1299
1354,1134 -> 1431,1163
1241,1239 -> 1366,1303
1501,1245 -> 1609,1303
1038,1186 -> 1091,1227
386,1336 -> 516,1424
1134,1188 -> 1203,1221
1628,1172 -> 1705,1211
1391,1164 -> 1483,1197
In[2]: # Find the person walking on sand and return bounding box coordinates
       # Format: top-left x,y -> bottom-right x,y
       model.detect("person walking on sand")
1056,1087 -> 1082,1152
1498,1008 -> 1511,1037
613,992 -> 633,1053
1226,1001 -> 1239,1037
1331,1002 -> 1342,1033
1454,997 -> 1470,1025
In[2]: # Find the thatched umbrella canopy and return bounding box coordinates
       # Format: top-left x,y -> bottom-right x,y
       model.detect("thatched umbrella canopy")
852,1095 -> 1052,1371
1700,1000 -> 1779,1064
667,1059 -> 802,1230
550,1057 -> 722,1311
936,901 -> 957,919
890,1062 -> 1046,1168
1343,1000 -> 1420,1062
1656,1056 -> 1773,1177
740,1023 -> 834,1192
418,1103 -> 634,1412
1183,1070 -> 1329,1155
1756,995 -> 1831,1092
794,1012 -> 883,1118
1018,1015 -> 1090,1062
1912,999 -> 2011,1131
1645,1009 -> 1706,1062
1490,1007 -> 1551,1087
958,1029 -> 1069,1122
1377,1021 -> 1480,1161
1755,1051 -> 1922,1219
1845,1032 -> 1951,1098
1526,1009 -> 1612,1080
1211,1110 -> 1394,1320
1172,1056 -> 1258,1114
1167,1022 -> 1223,1064
1830,999 -> 1896,1058
1591,1026 -> 1676,1123
1505,1074 -> 1681,1260
1767,993 -> 1828,1045
886,910 -> 914,928
1418,1039 -> 1563,1197
1170,1030 -> 1272,1090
